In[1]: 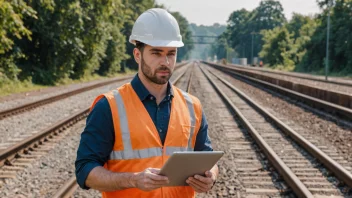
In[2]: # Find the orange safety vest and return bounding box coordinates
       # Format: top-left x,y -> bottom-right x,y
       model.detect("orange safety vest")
90,83 -> 203,198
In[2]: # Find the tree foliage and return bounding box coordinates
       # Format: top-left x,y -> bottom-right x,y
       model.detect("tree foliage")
212,0 -> 287,63
215,0 -> 352,75
260,0 -> 352,74
0,0 -> 36,80
0,0 -> 134,84
0,0 -> 193,86
260,13 -> 318,70
260,27 -> 294,68
298,0 -> 352,74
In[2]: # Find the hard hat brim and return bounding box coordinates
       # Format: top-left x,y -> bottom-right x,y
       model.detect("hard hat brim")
130,39 -> 184,48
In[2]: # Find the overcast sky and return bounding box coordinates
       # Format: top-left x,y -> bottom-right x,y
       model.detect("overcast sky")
155,0 -> 321,26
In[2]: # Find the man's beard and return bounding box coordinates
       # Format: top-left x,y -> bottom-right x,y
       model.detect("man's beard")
141,57 -> 172,85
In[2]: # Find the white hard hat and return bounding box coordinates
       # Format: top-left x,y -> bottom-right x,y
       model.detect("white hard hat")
129,8 -> 184,47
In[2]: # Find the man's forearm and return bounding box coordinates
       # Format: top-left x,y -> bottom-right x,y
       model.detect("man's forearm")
85,166 -> 136,191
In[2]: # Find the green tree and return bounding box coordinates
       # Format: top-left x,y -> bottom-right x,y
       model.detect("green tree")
286,13 -> 313,39
328,0 -> 352,73
259,12 -> 318,70
224,1 -> 286,62
259,27 -> 294,68
291,16 -> 319,67
11,0 -> 129,84
98,2 -> 129,76
71,0 -> 126,80
0,0 -> 36,80
298,0 -> 352,74
252,0 -> 287,30
226,9 -> 251,58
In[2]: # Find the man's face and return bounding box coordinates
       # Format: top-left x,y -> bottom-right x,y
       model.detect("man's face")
137,45 -> 177,85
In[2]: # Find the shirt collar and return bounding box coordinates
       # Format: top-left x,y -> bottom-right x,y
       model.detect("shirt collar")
131,74 -> 174,101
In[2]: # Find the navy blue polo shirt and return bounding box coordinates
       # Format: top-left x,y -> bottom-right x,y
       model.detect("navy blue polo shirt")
75,74 -> 213,189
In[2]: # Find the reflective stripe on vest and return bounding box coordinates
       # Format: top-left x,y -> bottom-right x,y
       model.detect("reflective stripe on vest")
109,89 -> 196,160
180,90 -> 196,150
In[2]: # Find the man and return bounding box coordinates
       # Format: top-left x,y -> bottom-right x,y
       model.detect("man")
75,8 -> 218,198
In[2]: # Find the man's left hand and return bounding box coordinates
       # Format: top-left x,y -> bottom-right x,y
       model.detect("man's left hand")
186,171 -> 216,193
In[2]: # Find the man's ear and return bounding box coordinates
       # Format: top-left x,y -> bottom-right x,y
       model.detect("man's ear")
133,48 -> 141,64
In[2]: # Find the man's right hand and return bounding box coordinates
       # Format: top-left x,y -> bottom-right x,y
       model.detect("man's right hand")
130,168 -> 169,191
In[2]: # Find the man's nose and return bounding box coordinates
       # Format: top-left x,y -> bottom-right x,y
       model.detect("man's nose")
160,55 -> 170,66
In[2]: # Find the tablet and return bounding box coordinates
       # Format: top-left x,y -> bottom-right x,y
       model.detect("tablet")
159,151 -> 224,186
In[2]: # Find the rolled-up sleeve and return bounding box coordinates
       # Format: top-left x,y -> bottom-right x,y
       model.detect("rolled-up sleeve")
194,111 -> 213,151
75,97 -> 115,189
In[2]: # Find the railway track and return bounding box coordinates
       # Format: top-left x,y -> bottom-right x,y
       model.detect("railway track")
0,63 -> 195,197
198,64 -> 352,197
202,62 -> 352,122
0,62 -> 189,121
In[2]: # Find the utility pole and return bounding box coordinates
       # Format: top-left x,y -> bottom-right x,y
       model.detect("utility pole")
251,32 -> 258,65
243,44 -> 245,58
251,32 -> 254,65
325,0 -> 333,81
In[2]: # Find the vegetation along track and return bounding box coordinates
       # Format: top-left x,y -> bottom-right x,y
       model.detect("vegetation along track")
199,64 -> 352,197
0,62 -> 189,121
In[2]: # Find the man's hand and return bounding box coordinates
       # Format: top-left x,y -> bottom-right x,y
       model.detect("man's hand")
186,171 -> 216,193
130,168 -> 169,191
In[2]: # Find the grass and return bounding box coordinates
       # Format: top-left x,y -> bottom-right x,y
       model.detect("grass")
0,79 -> 48,97
0,69 -> 137,97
